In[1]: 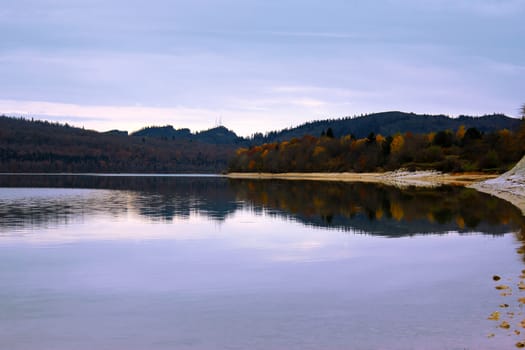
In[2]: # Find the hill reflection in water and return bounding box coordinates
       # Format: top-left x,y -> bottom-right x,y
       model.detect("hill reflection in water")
0,174 -> 523,237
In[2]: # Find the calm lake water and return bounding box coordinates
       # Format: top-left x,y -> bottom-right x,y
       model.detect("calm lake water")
1,174 -> 525,350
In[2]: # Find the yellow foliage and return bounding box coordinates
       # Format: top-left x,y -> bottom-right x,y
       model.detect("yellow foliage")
456,125 -> 466,140
352,139 -> 367,150
341,135 -> 352,144
376,134 -> 386,144
498,128 -> 511,138
390,202 -> 404,221
375,208 -> 384,220
313,146 -> 326,157
391,134 -> 405,154
427,132 -> 436,143
456,216 -> 465,229
236,148 -> 248,156
261,149 -> 269,158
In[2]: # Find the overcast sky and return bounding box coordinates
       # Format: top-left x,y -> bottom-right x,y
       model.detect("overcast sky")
1,0 -> 524,136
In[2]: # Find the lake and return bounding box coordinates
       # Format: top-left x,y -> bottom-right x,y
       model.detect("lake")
1,174 -> 525,349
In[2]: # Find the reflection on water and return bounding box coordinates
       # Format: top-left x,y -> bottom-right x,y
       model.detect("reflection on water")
1,174 -> 525,349
0,175 -> 241,233
232,180 -> 525,236
1,174 -> 523,237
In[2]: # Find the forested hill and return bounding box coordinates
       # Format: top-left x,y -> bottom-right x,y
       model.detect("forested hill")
132,125 -> 247,145
251,112 -> 521,143
230,122 -> 525,174
0,116 -> 237,173
0,112 -> 521,173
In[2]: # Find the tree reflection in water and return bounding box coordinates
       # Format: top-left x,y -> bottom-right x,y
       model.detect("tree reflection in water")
0,175 -> 523,237
230,179 -> 525,237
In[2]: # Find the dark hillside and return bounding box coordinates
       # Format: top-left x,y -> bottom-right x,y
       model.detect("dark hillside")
0,112 -> 520,173
252,112 -> 521,143
0,116 -> 235,173
132,125 -> 246,145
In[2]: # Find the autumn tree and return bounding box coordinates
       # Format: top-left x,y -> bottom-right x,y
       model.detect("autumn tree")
228,125 -> 524,174
456,125 -> 466,140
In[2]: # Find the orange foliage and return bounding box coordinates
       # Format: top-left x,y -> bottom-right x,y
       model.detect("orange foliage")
498,129 -> 511,139
456,125 -> 466,140
351,139 -> 367,150
303,135 -> 317,144
341,135 -> 352,145
456,215 -> 465,229
236,147 -> 248,156
390,202 -> 404,221
313,146 -> 326,157
390,134 -> 405,154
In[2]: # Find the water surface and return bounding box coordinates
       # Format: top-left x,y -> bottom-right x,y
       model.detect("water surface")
1,175 -> 524,349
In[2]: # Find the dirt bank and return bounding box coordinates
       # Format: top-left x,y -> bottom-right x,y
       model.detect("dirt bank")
226,171 -> 497,188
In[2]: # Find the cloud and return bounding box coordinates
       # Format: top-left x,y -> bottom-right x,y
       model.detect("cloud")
0,99 -> 219,133
264,31 -> 361,39
0,0 -> 523,136
0,98 -> 346,136
459,0 -> 525,15
392,0 -> 525,16
292,98 -> 327,108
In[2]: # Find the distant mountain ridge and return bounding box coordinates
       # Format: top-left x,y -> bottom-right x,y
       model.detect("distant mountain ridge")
251,111 -> 522,143
132,111 -> 521,145
132,125 -> 246,145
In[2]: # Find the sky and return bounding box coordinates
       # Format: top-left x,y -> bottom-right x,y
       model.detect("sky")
0,0 -> 524,136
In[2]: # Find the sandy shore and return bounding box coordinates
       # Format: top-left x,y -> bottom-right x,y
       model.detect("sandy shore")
226,171 -> 497,187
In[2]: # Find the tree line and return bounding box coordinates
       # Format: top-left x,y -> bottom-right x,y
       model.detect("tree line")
229,123 -> 525,173
0,116 -> 235,173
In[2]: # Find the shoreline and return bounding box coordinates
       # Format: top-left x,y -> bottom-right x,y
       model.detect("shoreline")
470,182 -> 525,216
468,156 -> 525,215
228,168 -> 525,215
228,170 -> 525,214
226,171 -> 498,187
